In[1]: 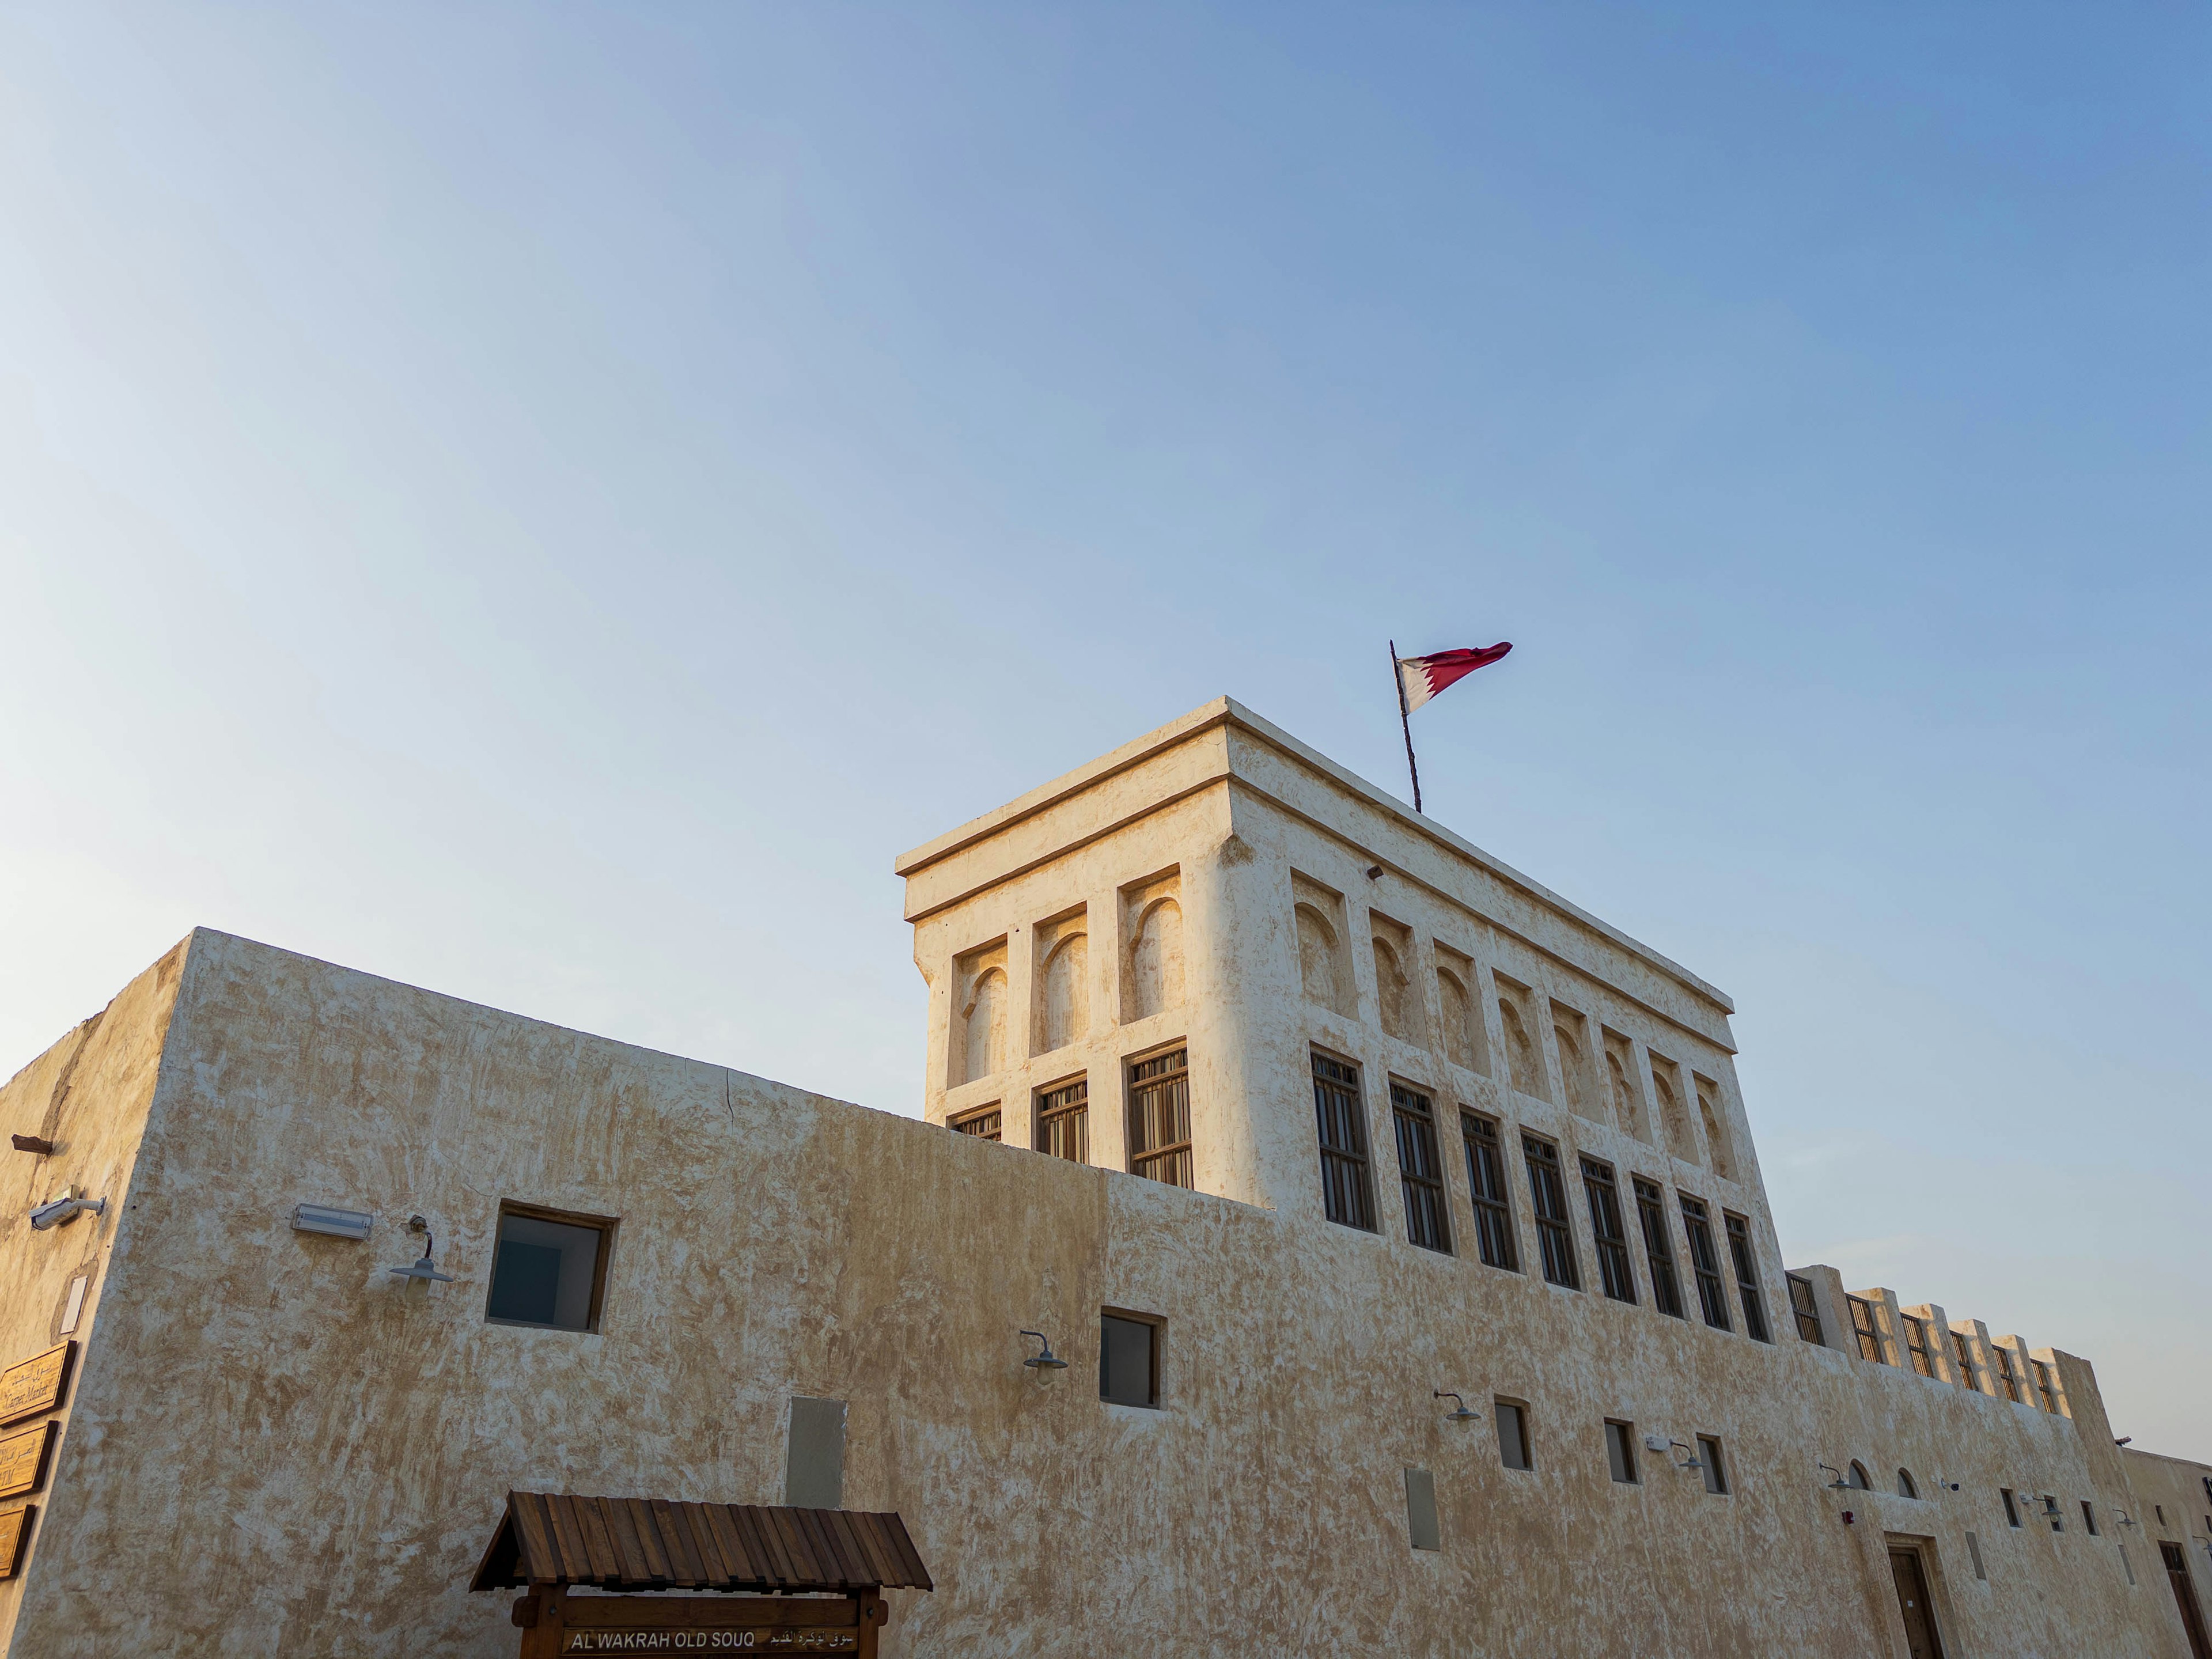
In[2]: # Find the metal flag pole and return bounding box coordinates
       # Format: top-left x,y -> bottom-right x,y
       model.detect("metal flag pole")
1389,639 -> 1423,815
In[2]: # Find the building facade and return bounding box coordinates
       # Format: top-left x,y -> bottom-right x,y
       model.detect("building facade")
0,697 -> 2206,1656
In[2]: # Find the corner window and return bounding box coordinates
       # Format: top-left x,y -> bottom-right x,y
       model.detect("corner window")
485,1203 -> 615,1332
1099,1311 -> 1160,1408
1679,1196 -> 1730,1331
1389,1083 -> 1450,1253
1460,1113 -> 1518,1271
1495,1400 -> 1533,1471
1036,1078 -> 1088,1163
1723,1213 -> 1770,1342
1786,1272 -> 1824,1345
950,1104 -> 1002,1141
1605,1420 -> 1640,1484
1698,1435 -> 1728,1495
1312,1053 -> 1375,1231
1127,1048 -> 1191,1188
1522,1137 -> 1581,1289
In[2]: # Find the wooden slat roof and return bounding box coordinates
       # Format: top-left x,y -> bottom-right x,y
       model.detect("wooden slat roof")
469,1491 -> 934,1594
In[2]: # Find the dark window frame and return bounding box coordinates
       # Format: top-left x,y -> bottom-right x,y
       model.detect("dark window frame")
1846,1296 -> 1885,1364
1786,1272 -> 1825,1346
1460,1112 -> 1519,1271
1635,1177 -> 1685,1319
484,1200 -> 619,1335
1494,1398 -> 1534,1471
2031,1358 -> 2062,1414
1995,1345 -> 2025,1402
1311,1051 -> 1376,1232
1127,1046 -> 1192,1188
1035,1076 -> 1089,1164
1580,1157 -> 1637,1304
1605,1419 -> 1641,1485
1697,1435 -> 1728,1495
950,1103 -> 1003,1141
1902,1313 -> 1936,1377
2001,1487 -> 2021,1528
1680,1195 -> 1730,1331
1522,1135 -> 1581,1290
1098,1308 -> 1162,1408
1389,1081 -> 1452,1255
1722,1212 -> 1770,1342
1949,1328 -> 1981,1391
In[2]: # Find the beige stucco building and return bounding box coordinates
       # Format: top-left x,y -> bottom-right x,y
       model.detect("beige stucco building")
0,697 -> 2206,1657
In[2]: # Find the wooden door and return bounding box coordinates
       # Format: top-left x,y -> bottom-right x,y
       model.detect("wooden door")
1888,1548 -> 1945,1659
2163,1543 -> 2212,1659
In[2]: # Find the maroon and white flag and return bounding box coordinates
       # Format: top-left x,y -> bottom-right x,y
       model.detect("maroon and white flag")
1396,643 -> 1513,713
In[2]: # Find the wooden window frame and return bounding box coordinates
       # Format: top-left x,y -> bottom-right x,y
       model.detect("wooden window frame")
1521,1135 -> 1581,1290
1460,1112 -> 1518,1272
1722,1212 -> 1771,1342
950,1103 -> 1003,1141
1034,1075 -> 1089,1164
1098,1308 -> 1162,1410
1679,1196 -> 1731,1332
1494,1398 -> 1534,1471
1995,1345 -> 2025,1403
487,1200 -> 619,1335
1786,1272 -> 1825,1346
1846,1296 -> 1885,1364
1949,1328 -> 1981,1391
1605,1419 -> 1641,1485
1697,1435 -> 1729,1495
1902,1314 -> 1936,1378
1634,1177 -> 1684,1319
1579,1156 -> 1637,1305
1389,1081 -> 1452,1255
2031,1358 -> 2062,1414
1311,1051 -> 1376,1232
1126,1046 -> 1192,1189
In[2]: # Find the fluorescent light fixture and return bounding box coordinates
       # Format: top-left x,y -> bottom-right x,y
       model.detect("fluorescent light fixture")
292,1203 -> 373,1240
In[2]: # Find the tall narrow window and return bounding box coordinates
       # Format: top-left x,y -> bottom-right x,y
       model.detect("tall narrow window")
1605,1420 -> 1640,1484
2081,1501 -> 2100,1536
1036,1078 -> 1089,1164
1995,1346 -> 2025,1402
1949,1329 -> 1981,1391
1312,1054 -> 1374,1231
1127,1049 -> 1191,1188
1495,1400 -> 1533,1471
1698,1436 -> 1728,1495
1522,1137 -> 1581,1290
1390,1084 -> 1451,1253
1786,1273 -> 1825,1346
1847,1296 -> 1885,1363
1460,1113 -> 1518,1271
1679,1196 -> 1730,1331
951,1105 -> 1002,1141
1580,1157 -> 1637,1304
2031,1358 -> 2061,1414
1634,1177 -> 1684,1318
1902,1314 -> 1935,1377
1099,1312 -> 1160,1408
1723,1213 -> 1770,1342
2001,1488 -> 2021,1528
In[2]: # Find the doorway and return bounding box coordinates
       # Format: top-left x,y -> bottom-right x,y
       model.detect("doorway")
1888,1547 -> 1946,1659
2162,1543 -> 2212,1659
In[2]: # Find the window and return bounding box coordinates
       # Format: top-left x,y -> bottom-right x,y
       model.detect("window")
1723,1213 -> 1770,1342
2001,1488 -> 2021,1528
2155,1504 -> 2166,1528
485,1203 -> 616,1333
1495,1400 -> 1533,1471
1786,1273 -> 1825,1345
1311,1054 -> 1374,1230
1995,1346 -> 2025,1402
1099,1312 -> 1158,1408
2081,1501 -> 2099,1536
1902,1315 -> 1935,1377
1522,1137 -> 1581,1289
1580,1158 -> 1637,1303
1635,1179 -> 1685,1319
1949,1329 -> 1981,1391
1966,1531 -> 1987,1581
1605,1421 -> 1640,1484
1128,1049 -> 1191,1188
1035,1078 -> 1088,1163
1698,1435 -> 1728,1495
950,1104 -> 1002,1140
1847,1461 -> 1871,1491
1680,1197 -> 1730,1331
1461,1114 -> 1518,1271
1847,1296 -> 1885,1363
1898,1468 -> 1919,1499
1390,1083 -> 1452,1253
2031,1358 -> 2062,1414
1404,1467 -> 1440,1552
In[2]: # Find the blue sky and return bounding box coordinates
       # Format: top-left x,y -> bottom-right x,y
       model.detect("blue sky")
3,5 -> 2207,1456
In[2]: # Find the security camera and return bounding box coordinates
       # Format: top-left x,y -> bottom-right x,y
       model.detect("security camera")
29,1192 -> 104,1230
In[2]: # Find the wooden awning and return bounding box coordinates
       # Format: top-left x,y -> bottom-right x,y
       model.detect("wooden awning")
469,1491 -> 933,1595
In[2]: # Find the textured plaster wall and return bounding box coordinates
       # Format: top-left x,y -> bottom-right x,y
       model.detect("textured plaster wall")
0,931 -> 2204,1657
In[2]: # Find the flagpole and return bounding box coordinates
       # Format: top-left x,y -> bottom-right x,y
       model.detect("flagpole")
1389,639 -> 1423,815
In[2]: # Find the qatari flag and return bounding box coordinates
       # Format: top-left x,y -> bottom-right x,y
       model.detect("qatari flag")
1396,643 -> 1513,713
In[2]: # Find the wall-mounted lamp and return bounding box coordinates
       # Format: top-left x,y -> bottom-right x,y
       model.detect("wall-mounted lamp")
2114,1509 -> 2139,1529
29,1188 -> 105,1230
1020,1331 -> 1068,1373
1819,1463 -> 1850,1491
293,1204 -> 373,1241
388,1215 -> 454,1285
1668,1440 -> 1704,1474
1931,1477 -> 1961,1494
1433,1391 -> 1481,1423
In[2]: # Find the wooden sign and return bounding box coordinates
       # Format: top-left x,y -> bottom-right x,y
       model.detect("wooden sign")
518,1592 -> 877,1658
0,1342 -> 75,1428
0,1425 -> 55,1502
0,1508 -> 33,1579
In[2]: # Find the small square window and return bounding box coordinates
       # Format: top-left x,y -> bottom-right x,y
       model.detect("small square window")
1698,1435 -> 1728,1495
1495,1400 -> 1533,1471
1605,1420 -> 1640,1484
486,1204 -> 615,1332
1099,1312 -> 1160,1408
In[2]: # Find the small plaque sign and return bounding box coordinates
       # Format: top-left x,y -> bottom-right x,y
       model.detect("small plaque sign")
0,1507 -> 33,1579
0,1425 -> 55,1502
0,1342 -> 75,1428
560,1631 -> 858,1653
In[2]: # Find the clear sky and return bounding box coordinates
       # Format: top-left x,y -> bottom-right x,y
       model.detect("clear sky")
3,5 -> 2206,1457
